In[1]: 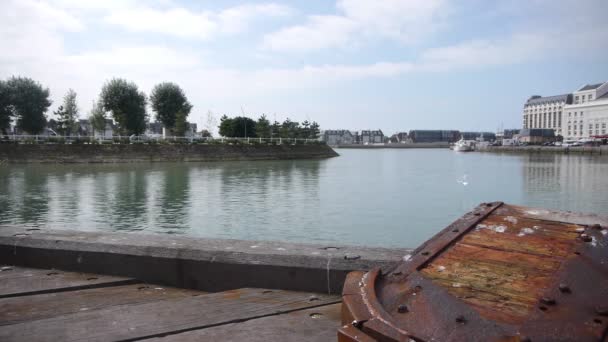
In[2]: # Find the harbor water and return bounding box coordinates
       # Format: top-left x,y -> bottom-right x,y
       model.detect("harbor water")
1,149 -> 607,248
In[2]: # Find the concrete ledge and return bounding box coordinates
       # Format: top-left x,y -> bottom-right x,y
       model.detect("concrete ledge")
0,226 -> 410,294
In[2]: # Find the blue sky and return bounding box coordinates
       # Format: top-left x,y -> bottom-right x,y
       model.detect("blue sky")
1,0 -> 607,135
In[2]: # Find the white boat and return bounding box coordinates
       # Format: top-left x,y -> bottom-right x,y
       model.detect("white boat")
453,139 -> 474,152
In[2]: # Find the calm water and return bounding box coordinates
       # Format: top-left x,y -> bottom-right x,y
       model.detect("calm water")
1,149 -> 608,248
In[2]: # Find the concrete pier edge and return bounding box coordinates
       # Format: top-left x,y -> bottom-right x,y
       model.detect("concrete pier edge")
0,226 -> 410,294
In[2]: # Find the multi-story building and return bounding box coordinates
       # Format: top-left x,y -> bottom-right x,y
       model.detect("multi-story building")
322,130 -> 355,145
562,82 -> 608,140
522,94 -> 572,137
408,130 -> 460,143
360,130 -> 384,144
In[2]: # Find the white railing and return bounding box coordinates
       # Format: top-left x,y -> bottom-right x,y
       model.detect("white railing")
0,134 -> 323,145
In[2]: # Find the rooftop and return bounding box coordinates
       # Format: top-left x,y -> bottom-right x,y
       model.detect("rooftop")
578,82 -> 605,91
525,94 -> 572,106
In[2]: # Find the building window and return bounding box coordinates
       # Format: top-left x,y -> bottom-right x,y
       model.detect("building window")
589,94 -> 593,100
574,112 -> 577,117
603,123 -> 607,129
581,112 -> 584,117
590,124 -> 594,129
568,112 -> 571,117
597,124 -> 600,129
575,96 -> 579,103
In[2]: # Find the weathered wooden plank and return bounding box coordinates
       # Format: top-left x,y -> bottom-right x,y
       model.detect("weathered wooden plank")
0,284 -> 203,326
0,288 -> 340,342
0,265 -> 137,298
143,303 -> 342,342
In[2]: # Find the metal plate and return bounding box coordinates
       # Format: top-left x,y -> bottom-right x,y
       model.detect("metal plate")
341,202 -> 608,341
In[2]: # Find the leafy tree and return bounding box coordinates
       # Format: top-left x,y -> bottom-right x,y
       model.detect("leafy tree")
56,89 -> 79,136
271,120 -> 281,138
100,78 -> 147,135
6,76 -> 52,134
150,82 -> 192,134
218,115 -> 233,137
255,114 -> 271,137
218,115 -> 256,137
0,80 -> 12,135
174,110 -> 188,136
300,120 -> 311,139
280,118 -> 299,138
309,121 -> 320,139
89,100 -> 107,135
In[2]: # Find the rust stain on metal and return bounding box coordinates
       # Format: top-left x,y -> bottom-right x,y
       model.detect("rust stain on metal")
340,202 -> 608,341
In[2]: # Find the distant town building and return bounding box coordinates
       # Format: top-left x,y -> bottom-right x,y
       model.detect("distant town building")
77,119 -> 114,138
503,129 -> 520,139
562,82 -> 608,140
408,130 -> 459,143
522,94 -> 572,137
146,122 -> 163,136
389,132 -> 409,143
460,132 -> 496,141
518,128 -> 556,144
360,130 -> 384,144
323,130 -> 355,145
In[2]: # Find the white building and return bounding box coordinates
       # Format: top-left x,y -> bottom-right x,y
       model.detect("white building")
562,82 -> 608,140
522,94 -> 572,137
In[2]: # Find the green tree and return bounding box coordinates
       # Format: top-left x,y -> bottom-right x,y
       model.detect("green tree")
0,80 -> 13,135
300,120 -> 311,139
218,115 -> 233,137
255,114 -> 271,137
89,100 -> 107,135
309,121 -> 320,139
6,76 -> 52,134
150,82 -> 192,135
99,78 -> 147,135
174,110 -> 188,137
56,89 -> 79,136
271,120 -> 281,138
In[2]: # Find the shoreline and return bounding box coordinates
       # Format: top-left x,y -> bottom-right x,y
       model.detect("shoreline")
0,143 -> 339,163
478,145 -> 607,155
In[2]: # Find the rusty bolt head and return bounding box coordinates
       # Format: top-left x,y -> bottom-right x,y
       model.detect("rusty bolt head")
540,297 -> 556,305
351,320 -> 363,328
455,315 -> 467,324
558,283 -> 571,293
595,306 -> 608,316
397,304 -> 409,313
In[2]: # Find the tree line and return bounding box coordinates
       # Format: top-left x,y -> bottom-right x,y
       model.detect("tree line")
0,76 -> 321,139
218,115 -> 320,139
0,76 -> 192,136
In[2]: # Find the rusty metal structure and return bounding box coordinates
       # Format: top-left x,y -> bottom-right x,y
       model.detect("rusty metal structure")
340,202 -> 608,341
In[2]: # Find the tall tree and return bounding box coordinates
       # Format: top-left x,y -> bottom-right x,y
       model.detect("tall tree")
89,100 -> 107,136
218,115 -> 233,137
300,120 -> 311,139
309,121 -> 320,139
0,80 -> 12,135
6,76 -> 51,134
99,78 -> 147,135
174,110 -> 188,137
150,82 -> 192,135
56,89 -> 79,136
255,114 -> 271,137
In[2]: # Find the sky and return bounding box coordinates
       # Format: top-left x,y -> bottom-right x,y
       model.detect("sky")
1,0 -> 607,135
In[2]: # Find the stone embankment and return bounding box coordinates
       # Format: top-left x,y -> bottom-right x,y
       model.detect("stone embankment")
0,143 -> 339,163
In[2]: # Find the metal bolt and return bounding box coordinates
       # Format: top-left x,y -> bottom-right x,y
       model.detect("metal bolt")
581,234 -> 592,242
540,297 -> 556,305
421,251 -> 430,256
351,320 -> 363,328
558,283 -> 571,293
455,315 -> 467,324
595,306 -> 608,316
397,305 -> 409,313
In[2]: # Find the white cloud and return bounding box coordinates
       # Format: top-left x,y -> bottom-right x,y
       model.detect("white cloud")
104,3 -> 292,40
263,0 -> 446,52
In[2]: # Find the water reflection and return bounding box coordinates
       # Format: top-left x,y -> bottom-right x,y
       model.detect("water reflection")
1,150 -> 607,248
522,154 -> 608,213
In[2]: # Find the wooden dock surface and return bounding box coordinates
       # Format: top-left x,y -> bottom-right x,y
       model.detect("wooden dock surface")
0,265 -> 341,341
